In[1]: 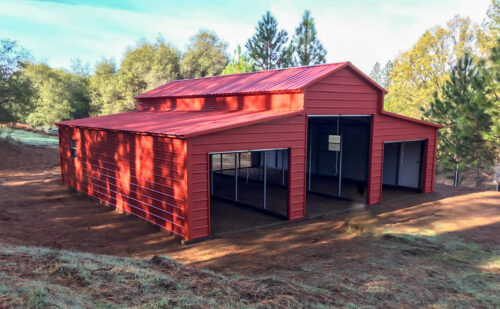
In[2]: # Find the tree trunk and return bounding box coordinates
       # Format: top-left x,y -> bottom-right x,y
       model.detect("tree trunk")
454,163 -> 459,187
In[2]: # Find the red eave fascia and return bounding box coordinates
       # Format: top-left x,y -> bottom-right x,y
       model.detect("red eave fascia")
54,122 -> 188,139
380,110 -> 443,128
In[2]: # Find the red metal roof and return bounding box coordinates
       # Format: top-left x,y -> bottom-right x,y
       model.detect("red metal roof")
55,110 -> 302,138
136,62 -> 354,99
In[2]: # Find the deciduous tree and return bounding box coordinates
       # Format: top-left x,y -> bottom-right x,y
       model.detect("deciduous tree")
22,62 -> 89,127
180,31 -> 228,78
0,39 -> 31,122
88,58 -> 123,116
386,16 -> 485,117
119,37 -> 181,110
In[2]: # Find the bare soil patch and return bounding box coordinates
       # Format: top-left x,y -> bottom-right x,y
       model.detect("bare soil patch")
1,140 -> 499,307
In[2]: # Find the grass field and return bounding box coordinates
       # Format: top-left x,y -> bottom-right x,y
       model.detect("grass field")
0,128 -> 58,146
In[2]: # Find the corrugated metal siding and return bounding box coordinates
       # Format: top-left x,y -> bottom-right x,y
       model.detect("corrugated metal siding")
304,67 -> 380,115
304,67 -> 438,205
58,125 -> 188,237
138,93 -> 304,112
370,113 -> 437,203
188,115 -> 307,240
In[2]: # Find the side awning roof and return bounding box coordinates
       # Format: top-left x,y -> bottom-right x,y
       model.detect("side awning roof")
55,110 -> 303,138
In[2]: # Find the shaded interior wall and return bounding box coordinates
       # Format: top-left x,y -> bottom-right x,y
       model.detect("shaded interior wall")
58,125 -> 188,237
187,114 -> 307,240
137,93 -> 304,111
372,113 -> 437,202
383,141 -> 425,188
308,117 -> 370,182
304,67 -> 438,205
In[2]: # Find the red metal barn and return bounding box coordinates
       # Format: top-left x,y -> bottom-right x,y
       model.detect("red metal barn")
56,62 -> 441,241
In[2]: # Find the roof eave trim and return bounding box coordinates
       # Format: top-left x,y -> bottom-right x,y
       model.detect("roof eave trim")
54,123 -> 187,139
380,111 -> 443,128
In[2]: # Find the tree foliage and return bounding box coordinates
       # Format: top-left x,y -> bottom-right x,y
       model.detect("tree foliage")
221,45 -> 255,75
22,62 -> 89,127
0,39 -> 31,122
246,11 -> 292,70
181,31 -> 228,78
291,11 -> 326,66
119,38 -> 181,110
88,58 -> 122,116
484,37 -> 500,160
369,60 -> 393,89
386,16 -> 486,117
422,54 -> 498,180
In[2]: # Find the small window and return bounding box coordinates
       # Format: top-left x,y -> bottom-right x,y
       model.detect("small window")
70,139 -> 77,158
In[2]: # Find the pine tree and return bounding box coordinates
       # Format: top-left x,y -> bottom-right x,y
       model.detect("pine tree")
369,60 -> 393,88
369,62 -> 382,85
292,10 -> 326,66
423,54 -> 496,186
382,60 -> 393,88
246,11 -> 291,70
221,45 -> 255,75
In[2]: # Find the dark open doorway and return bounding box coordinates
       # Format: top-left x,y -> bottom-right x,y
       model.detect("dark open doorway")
209,149 -> 289,235
382,140 -> 426,199
306,116 -> 372,215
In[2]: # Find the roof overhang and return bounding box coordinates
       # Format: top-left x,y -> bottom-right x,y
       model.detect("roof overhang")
55,110 -> 305,138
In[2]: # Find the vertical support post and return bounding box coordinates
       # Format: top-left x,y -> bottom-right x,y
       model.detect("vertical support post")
210,154 -> 214,195
259,152 -> 263,181
263,151 -> 267,209
235,152 -> 238,201
338,134 -> 343,197
281,150 -> 285,186
308,125 -> 312,191
334,116 -> 340,176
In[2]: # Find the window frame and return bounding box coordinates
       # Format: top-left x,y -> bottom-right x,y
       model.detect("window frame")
70,139 -> 77,159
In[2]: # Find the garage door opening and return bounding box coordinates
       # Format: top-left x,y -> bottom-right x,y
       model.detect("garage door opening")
209,149 -> 289,235
306,116 -> 371,215
382,140 -> 426,200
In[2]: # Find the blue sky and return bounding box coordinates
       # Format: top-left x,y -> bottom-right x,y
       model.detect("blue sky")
0,0 -> 492,73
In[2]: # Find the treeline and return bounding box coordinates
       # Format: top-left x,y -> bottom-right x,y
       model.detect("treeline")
0,10 -> 326,127
369,0 -> 499,184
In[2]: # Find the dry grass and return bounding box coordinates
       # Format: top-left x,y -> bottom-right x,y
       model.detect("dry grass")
0,244 -> 335,308
1,225 -> 499,308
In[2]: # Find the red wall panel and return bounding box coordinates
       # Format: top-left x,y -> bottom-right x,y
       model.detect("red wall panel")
187,114 -> 307,240
304,67 -> 438,205
137,93 -> 304,112
58,125 -> 188,237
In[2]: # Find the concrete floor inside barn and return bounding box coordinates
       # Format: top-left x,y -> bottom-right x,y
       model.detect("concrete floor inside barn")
210,175 -> 423,235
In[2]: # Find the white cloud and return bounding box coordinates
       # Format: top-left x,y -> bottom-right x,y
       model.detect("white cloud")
0,0 -> 492,73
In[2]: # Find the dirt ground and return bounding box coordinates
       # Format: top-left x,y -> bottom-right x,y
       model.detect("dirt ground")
1,141 -> 499,272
